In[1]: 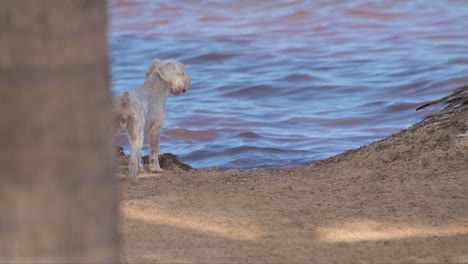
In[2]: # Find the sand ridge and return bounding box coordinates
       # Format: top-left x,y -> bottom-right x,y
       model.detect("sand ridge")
117,110 -> 467,263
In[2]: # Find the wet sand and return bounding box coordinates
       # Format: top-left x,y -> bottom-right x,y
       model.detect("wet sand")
117,111 -> 467,263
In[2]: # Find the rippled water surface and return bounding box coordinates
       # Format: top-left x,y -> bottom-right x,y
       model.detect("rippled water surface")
109,0 -> 468,170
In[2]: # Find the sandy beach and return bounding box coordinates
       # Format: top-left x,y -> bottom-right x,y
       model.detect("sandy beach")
116,110 -> 467,263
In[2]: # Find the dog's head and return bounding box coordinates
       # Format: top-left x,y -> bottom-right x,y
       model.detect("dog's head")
146,59 -> 190,95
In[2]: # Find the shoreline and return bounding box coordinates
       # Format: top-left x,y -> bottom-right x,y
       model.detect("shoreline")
117,106 -> 467,263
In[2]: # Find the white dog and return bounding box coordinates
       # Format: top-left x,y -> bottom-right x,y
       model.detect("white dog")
113,58 -> 190,181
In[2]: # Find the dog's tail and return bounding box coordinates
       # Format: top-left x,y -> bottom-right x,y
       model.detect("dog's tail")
121,92 -> 130,107
119,92 -> 131,129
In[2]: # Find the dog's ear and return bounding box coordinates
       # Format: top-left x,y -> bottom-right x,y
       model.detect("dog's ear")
156,60 -> 184,87
121,92 -> 130,107
145,59 -> 162,78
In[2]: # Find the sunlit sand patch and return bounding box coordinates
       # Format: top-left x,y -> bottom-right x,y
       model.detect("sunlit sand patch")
315,219 -> 468,243
121,200 -> 264,241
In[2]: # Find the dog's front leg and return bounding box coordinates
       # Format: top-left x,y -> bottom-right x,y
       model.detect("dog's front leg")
149,130 -> 164,172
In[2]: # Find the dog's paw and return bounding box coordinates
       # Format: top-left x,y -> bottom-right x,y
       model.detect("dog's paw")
153,168 -> 165,173
150,165 -> 164,173
129,176 -> 139,184
128,167 -> 139,183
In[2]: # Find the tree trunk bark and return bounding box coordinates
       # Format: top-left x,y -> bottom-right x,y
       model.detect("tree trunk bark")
0,0 -> 121,262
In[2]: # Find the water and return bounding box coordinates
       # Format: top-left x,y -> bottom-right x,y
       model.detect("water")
109,0 -> 468,170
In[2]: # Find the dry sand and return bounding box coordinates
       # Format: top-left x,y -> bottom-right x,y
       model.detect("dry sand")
117,111 -> 467,263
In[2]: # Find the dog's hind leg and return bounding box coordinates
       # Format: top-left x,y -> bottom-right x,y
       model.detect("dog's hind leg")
126,115 -> 144,182
149,130 -> 164,172
112,117 -> 122,146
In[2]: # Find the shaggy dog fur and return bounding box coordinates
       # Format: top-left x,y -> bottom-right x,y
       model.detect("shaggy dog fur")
113,59 -> 190,181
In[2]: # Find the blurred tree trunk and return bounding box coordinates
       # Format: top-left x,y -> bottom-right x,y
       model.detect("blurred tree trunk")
0,0 -> 121,262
